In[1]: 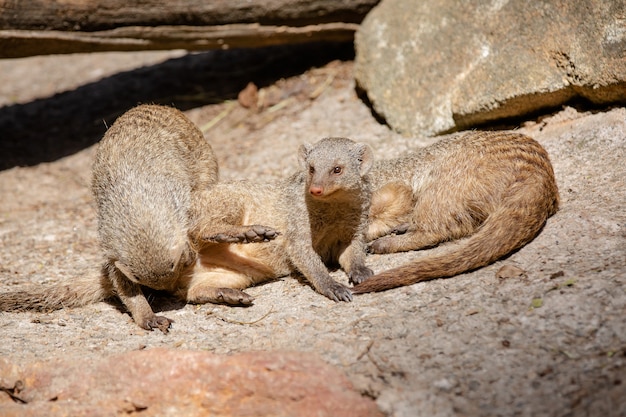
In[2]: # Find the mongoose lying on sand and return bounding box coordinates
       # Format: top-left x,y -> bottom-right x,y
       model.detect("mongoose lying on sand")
353,131 -> 559,294
189,137 -> 374,302
0,104 -> 235,333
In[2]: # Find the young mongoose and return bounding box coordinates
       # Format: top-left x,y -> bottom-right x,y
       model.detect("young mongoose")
0,104 -> 245,332
188,137 -> 374,302
353,130 -> 559,294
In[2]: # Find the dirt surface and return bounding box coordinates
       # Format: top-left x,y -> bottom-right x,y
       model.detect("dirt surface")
0,45 -> 625,416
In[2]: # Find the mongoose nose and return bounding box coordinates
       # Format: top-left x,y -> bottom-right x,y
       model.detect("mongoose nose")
309,186 -> 324,196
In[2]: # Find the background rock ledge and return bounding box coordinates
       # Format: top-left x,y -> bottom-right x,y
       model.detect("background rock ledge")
355,0 -> 626,136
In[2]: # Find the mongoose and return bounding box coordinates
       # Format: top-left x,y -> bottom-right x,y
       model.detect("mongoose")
188,137 -> 374,302
0,104 -> 248,333
352,130 -> 559,294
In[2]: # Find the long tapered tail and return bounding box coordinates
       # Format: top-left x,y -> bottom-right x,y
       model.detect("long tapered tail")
353,203 -> 555,294
0,272 -> 113,312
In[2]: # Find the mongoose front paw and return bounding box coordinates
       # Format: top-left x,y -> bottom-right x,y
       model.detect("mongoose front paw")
204,225 -> 280,244
144,315 -> 173,334
321,281 -> 353,302
348,265 -> 374,285
367,237 -> 394,254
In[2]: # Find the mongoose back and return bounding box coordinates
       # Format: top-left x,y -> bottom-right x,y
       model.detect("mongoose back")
189,137 -> 374,301
0,104 -> 222,332
352,130 -> 559,294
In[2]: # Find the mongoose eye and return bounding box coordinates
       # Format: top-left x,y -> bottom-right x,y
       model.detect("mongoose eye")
332,166 -> 342,174
309,166 -> 315,174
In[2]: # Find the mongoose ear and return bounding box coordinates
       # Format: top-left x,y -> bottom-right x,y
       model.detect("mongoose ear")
114,261 -> 138,283
169,242 -> 184,271
298,143 -> 312,170
170,241 -> 194,270
357,144 -> 374,175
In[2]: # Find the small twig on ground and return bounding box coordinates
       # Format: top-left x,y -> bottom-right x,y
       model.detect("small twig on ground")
267,97 -> 296,113
309,71 -> 337,100
1,380 -> 26,404
200,101 -> 236,132
356,340 -> 375,361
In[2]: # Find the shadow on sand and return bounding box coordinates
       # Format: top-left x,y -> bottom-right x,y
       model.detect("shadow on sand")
0,42 -> 354,171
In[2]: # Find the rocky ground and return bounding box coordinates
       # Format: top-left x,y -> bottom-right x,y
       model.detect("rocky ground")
0,45 -> 624,416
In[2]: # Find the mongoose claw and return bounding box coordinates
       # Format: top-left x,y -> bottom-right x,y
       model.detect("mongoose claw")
204,226 -> 280,244
215,288 -> 255,305
144,315 -> 173,334
321,281 -> 353,302
245,225 -> 281,242
348,265 -> 374,285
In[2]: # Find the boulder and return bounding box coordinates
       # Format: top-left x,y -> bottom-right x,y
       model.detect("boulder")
0,349 -> 383,417
355,0 -> 626,136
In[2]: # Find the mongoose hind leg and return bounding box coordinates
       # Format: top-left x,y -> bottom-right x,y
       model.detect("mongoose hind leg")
368,229 -> 444,254
202,225 -> 280,244
108,263 -> 172,333
366,181 -> 414,241
183,270 -> 255,305
187,287 -> 254,306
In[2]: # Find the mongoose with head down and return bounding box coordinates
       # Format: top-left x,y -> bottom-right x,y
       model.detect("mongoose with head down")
0,104 -> 246,333
352,130 -> 559,294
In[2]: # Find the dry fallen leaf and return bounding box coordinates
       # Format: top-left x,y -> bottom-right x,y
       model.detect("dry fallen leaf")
530,298 -> 544,309
237,81 -> 259,110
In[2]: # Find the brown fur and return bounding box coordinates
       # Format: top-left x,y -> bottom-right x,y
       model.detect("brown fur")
353,131 -> 559,294
0,105 -> 222,333
189,137 -> 374,302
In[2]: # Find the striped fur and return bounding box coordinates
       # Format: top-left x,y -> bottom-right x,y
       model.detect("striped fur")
354,131 -> 559,293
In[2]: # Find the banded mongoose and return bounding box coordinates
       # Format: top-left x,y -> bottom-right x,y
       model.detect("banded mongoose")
189,137 -> 374,302
352,130 -> 559,294
0,104 -> 242,333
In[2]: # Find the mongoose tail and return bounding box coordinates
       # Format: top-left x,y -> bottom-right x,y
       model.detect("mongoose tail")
353,194 -> 557,294
0,274 -> 113,312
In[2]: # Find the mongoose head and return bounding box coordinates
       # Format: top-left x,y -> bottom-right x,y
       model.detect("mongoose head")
298,137 -> 373,201
114,239 -> 196,287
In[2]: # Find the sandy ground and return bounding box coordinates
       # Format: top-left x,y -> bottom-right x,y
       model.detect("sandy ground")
0,45 -> 624,416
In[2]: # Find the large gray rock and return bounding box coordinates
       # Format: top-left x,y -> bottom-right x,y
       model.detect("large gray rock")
355,0 -> 626,136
